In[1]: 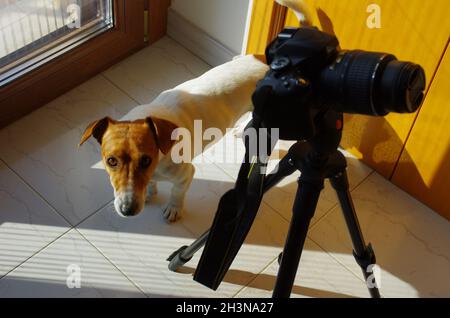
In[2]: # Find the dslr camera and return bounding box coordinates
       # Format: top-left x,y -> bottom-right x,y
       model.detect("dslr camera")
252,27 -> 426,140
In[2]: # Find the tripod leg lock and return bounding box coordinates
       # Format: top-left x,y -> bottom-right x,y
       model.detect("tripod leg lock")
329,171 -> 349,191
352,243 -> 377,271
167,246 -> 193,272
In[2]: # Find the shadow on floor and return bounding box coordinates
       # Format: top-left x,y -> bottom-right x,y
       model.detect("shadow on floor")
175,266 -> 356,298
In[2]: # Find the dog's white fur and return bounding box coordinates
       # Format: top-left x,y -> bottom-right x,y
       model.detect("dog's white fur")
121,55 -> 269,221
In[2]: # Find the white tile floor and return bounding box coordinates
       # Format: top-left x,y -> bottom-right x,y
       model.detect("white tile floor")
0,36 -> 449,298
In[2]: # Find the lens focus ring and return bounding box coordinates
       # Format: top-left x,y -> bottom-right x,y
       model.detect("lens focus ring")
343,51 -> 394,116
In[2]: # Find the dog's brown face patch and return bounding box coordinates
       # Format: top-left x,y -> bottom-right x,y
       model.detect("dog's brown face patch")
79,116 -> 178,217
101,120 -> 160,216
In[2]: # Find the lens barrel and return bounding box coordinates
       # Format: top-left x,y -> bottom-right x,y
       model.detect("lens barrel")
317,50 -> 426,116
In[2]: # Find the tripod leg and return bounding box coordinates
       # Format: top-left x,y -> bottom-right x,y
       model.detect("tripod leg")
330,172 -> 381,298
272,179 -> 323,298
167,230 -> 209,271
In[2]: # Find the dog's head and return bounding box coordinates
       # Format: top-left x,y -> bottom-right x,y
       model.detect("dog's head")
79,117 -> 177,217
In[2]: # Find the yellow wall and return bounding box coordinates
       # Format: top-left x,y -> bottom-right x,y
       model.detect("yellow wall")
283,0 -> 450,177
392,44 -> 450,220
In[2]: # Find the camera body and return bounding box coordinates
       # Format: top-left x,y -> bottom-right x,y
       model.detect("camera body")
252,27 -> 426,141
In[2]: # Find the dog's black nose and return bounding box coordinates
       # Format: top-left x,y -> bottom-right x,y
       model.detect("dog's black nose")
119,202 -> 137,216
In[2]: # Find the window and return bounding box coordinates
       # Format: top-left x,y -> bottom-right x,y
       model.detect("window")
0,0 -> 114,86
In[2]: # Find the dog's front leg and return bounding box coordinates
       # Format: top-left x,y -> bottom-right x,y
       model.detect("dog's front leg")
146,180 -> 158,202
159,162 -> 195,222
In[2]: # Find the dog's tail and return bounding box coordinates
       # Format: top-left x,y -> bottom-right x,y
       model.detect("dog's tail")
275,0 -> 313,26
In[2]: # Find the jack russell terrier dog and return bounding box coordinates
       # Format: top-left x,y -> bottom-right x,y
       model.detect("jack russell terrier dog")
79,0 -> 309,222
79,55 -> 269,221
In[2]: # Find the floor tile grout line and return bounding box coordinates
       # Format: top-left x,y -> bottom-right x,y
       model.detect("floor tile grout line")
0,157 -> 73,226
349,170 -> 375,193
232,255 -> 279,298
73,228 -> 149,297
307,235 -> 386,298
307,236 -> 366,285
166,35 -> 213,68
71,199 -> 114,229
0,197 -> 117,281
100,73 -> 141,106
0,226 -> 73,281
71,199 -> 204,297
0,157 -> 116,229
1,225 -> 148,297
0,150 -> 119,227
308,170 -> 376,232
0,157 -> 120,282
262,201 -> 290,223
303,171 -> 386,297
101,36 -> 212,109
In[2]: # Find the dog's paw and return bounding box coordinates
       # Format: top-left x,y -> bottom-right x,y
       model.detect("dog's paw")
163,203 -> 183,223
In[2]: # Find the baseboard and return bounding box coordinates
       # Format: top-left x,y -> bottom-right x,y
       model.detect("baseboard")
167,8 -> 239,66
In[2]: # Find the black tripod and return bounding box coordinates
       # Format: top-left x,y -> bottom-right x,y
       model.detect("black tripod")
167,110 -> 381,298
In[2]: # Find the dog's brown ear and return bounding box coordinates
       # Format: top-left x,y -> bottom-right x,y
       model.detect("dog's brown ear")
79,117 -> 111,147
146,117 -> 178,155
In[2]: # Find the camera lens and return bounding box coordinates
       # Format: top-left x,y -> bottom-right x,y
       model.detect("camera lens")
316,50 -> 426,116
380,60 -> 426,113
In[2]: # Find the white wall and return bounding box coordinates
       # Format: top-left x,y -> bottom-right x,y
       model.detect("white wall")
170,0 -> 251,54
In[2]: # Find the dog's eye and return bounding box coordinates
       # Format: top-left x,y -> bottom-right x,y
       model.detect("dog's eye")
140,156 -> 152,169
107,157 -> 118,167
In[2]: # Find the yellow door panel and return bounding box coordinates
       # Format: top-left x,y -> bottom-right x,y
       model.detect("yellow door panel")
283,0 -> 450,177
392,45 -> 450,220
246,0 -> 279,55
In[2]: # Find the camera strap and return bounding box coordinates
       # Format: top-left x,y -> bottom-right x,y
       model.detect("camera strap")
193,122 -> 273,290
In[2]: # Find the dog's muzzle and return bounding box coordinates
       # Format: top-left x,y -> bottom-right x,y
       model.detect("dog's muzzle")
114,191 -> 139,217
